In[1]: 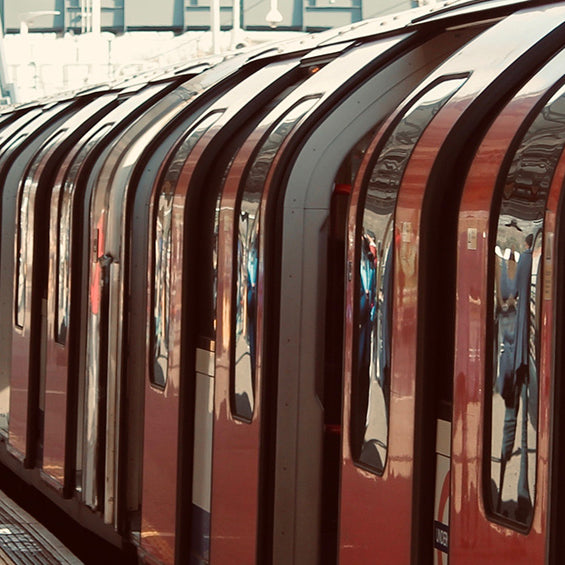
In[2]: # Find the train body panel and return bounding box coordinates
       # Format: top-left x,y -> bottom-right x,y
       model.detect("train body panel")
11,94 -> 122,475
340,5 -> 565,563
452,45 -> 565,563
2,2 -> 565,564
140,58 -> 306,564
42,79 -> 181,495
0,99 -> 82,456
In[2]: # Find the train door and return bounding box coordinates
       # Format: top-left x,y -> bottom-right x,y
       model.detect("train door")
139,57 -> 318,565
41,79 -> 182,495
452,41 -> 565,565
0,99 -> 83,458
81,56 -> 251,532
340,4 -> 565,564
10,93 -> 121,467
212,21 -> 488,565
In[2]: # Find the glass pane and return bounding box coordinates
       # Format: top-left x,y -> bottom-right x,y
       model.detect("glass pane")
16,180 -> 32,329
232,98 -> 318,422
56,124 -> 113,345
16,131 -> 66,329
152,185 -> 173,388
354,77 -> 467,474
151,111 -> 222,389
489,83 -> 565,527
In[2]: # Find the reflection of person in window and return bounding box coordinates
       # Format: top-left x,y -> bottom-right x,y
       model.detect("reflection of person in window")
246,234 -> 258,382
495,247 -> 516,401
497,233 -> 533,523
377,244 -> 392,423
355,232 -> 376,455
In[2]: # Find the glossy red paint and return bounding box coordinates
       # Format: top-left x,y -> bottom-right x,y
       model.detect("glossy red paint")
211,75 -> 317,560
10,135 -> 67,461
214,133 -> 263,564
340,7 -> 565,562
11,152 -> 56,460
141,382 -> 180,564
11,95 -> 118,467
203,62 -> 301,563
43,140 -> 87,488
140,146 -> 183,565
141,62 -> 301,563
451,49 -> 565,564
138,65 -> 247,565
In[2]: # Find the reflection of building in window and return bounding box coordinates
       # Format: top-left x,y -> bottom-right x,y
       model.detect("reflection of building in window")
150,112 -> 222,389
56,124 -> 112,345
16,187 -> 30,329
57,187 -> 72,343
153,188 -> 173,389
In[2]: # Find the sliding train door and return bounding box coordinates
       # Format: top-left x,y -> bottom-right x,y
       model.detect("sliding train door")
213,24 -> 485,565
0,99 -> 82,459
340,4 -> 565,563
83,56 -> 248,540
452,40 -> 565,565
41,78 -> 183,495
11,93 -> 120,468
138,56 -> 308,564
549,89 -> 565,565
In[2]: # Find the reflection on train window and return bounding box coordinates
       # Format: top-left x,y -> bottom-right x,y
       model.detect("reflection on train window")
232,97 -> 318,422
56,125 -> 112,345
150,112 -> 222,389
16,182 -> 31,329
488,83 -> 565,528
353,77 -> 467,474
16,131 -> 66,330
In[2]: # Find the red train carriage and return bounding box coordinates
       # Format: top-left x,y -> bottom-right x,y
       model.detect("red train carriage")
0,1 -> 562,564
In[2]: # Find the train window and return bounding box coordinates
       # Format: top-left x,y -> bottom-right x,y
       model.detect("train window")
487,82 -> 565,528
15,178 -> 31,329
232,97 -> 318,422
16,130 -> 66,330
150,111 -> 222,389
56,124 -> 113,345
353,77 -> 467,474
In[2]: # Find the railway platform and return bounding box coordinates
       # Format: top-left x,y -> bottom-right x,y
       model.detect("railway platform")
0,490 -> 82,564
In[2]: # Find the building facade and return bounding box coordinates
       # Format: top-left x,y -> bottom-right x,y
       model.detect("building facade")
2,0 -> 416,35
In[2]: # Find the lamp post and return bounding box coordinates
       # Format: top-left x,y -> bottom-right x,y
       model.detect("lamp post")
265,0 -> 283,28
231,0 -> 242,48
211,0 -> 221,54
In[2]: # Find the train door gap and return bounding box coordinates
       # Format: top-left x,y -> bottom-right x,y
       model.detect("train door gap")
321,130 -> 376,564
